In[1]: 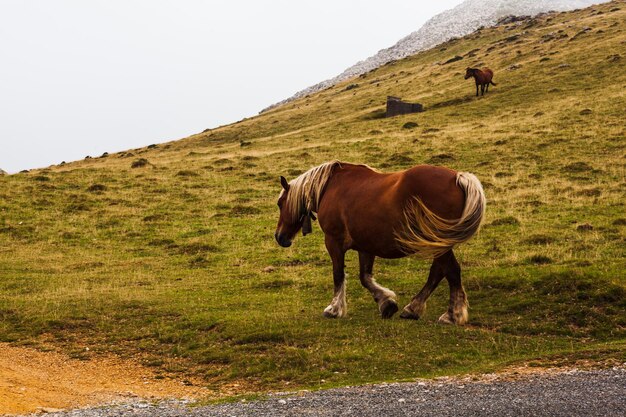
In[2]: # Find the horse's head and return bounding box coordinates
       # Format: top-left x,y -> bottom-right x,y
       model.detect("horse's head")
274,176 -> 313,248
464,68 -> 475,79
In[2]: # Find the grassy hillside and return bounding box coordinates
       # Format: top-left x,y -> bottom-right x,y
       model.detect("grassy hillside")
1,0 -> 625,395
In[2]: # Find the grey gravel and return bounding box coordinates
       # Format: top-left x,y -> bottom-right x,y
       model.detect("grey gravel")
28,367 -> 626,417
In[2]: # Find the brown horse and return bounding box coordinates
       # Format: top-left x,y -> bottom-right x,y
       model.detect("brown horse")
465,67 -> 496,96
274,161 -> 485,325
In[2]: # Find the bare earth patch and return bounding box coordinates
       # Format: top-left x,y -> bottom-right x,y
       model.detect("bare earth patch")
0,343 -> 210,415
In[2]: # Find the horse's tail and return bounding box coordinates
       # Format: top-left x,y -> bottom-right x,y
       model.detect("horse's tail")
490,81 -> 497,86
396,172 -> 486,259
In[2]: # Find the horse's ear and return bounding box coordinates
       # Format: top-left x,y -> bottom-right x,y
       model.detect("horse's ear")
280,176 -> 290,191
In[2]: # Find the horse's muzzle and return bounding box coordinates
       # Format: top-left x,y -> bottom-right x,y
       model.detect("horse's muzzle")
275,232 -> 292,248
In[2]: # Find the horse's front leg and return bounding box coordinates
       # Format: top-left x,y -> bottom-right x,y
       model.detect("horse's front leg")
323,236 -> 347,318
475,83 -> 479,97
358,252 -> 398,319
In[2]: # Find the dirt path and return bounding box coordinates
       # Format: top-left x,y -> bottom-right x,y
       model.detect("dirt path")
0,344 -> 209,416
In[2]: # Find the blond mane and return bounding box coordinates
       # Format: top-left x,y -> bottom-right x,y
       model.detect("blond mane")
282,161 -> 342,221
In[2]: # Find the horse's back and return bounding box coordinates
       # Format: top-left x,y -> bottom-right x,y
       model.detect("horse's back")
318,164 -> 465,257
482,68 -> 494,81
323,164 -> 463,219
400,165 -> 464,220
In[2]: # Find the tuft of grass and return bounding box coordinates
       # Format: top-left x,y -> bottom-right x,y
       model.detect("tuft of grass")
427,153 -> 455,164
87,184 -> 107,193
176,170 -> 199,177
490,216 -> 521,226
527,255 -> 553,265
131,158 -> 149,168
562,162 -> 593,173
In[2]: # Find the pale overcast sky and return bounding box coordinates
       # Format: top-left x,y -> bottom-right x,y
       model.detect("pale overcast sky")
0,0 -> 464,173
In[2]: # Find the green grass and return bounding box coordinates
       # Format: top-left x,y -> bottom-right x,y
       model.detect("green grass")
1,0 -> 625,396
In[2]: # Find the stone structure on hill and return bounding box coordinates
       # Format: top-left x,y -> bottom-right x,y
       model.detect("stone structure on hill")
385,96 -> 424,118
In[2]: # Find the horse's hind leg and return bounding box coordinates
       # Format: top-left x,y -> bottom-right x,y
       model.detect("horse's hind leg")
438,250 -> 468,325
399,254 -> 447,320
323,236 -> 347,318
358,252 -> 398,319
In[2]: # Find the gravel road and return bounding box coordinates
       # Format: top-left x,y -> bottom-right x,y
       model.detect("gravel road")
25,367 -> 626,417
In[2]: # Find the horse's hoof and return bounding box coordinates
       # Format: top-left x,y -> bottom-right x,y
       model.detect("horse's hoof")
379,299 -> 399,319
399,307 -> 419,320
437,312 -> 455,325
323,306 -> 341,319
323,311 -> 338,319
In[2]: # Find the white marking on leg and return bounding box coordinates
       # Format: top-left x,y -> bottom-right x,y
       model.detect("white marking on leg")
362,274 -> 396,305
323,279 -> 347,318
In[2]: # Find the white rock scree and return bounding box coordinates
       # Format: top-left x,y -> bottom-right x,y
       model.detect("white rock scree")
262,0 -> 610,112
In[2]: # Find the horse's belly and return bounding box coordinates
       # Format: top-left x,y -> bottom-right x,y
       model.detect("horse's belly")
346,223 -> 407,259
352,242 -> 406,259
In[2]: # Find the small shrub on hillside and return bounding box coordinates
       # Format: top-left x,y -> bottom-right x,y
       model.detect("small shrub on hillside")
386,153 -> 413,165
176,170 -> 199,177
189,256 -> 210,268
427,153 -> 455,164
143,214 -> 165,222
64,203 -> 90,213
402,122 -> 418,129
87,184 -> 107,193
527,255 -> 553,265
131,158 -> 149,168
562,161 -> 593,173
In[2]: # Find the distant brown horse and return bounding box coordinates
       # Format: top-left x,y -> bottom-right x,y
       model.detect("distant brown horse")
274,161 -> 485,325
465,67 -> 496,96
